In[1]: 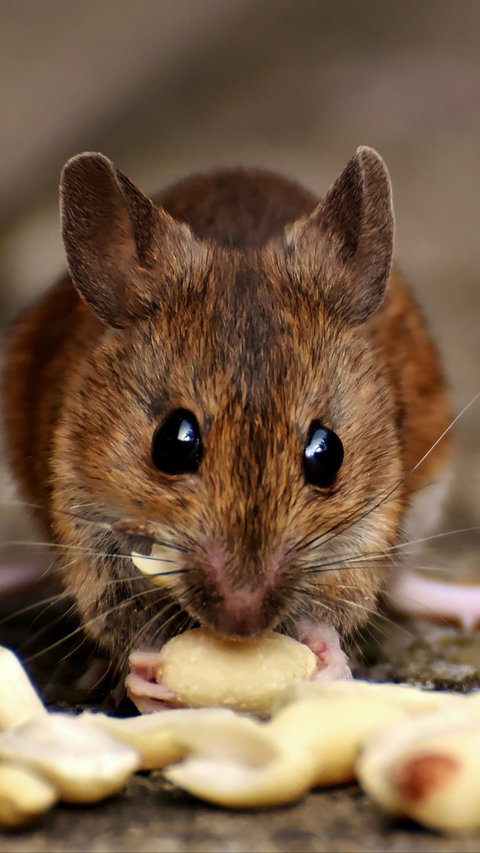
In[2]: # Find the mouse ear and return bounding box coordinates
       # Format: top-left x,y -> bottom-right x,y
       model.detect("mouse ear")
60,153 -> 198,328
287,146 -> 394,323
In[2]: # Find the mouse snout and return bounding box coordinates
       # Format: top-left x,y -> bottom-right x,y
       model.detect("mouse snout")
189,546 -> 283,638
207,587 -> 271,637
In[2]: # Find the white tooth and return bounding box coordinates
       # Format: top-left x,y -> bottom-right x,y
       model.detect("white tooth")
131,546 -> 176,587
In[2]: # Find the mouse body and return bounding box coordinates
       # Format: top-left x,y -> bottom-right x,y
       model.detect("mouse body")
3,148 -> 454,688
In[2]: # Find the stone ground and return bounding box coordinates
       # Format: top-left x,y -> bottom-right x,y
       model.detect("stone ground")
1,1 -> 480,850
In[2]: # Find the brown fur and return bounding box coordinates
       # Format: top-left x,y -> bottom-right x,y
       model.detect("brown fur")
2,148 -> 453,663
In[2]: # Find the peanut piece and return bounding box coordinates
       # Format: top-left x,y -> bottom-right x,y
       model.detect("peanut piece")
164,713 -> 314,808
0,713 -> 140,803
130,545 -> 178,588
357,709 -> 480,830
0,762 -> 57,828
0,646 -> 46,730
82,707 -> 239,770
157,629 -> 317,714
275,679 -> 466,715
163,694 -> 408,807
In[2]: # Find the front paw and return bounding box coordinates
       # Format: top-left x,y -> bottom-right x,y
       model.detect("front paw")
296,620 -> 352,680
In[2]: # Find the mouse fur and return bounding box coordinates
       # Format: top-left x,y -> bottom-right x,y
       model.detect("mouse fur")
2,148 -> 453,664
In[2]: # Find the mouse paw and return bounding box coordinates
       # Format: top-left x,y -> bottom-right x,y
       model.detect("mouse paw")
125,650 -> 180,712
386,571 -> 480,631
296,620 -> 352,680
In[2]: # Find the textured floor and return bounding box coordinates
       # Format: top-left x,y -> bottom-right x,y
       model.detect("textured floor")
1,599 -> 480,853
1,555 -> 480,853
3,781 -> 480,853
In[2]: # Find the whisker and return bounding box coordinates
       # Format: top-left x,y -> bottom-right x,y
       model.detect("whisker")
331,594 -> 386,618
410,392 -> 480,474
0,539 -> 189,570
298,523 -> 480,577
0,591 -> 72,625
56,632 -> 91,667
0,499 -> 195,557
301,553 -> 391,574
21,603 -> 80,657
28,597 -> 78,636
282,585 -> 337,615
119,595 -> 191,675
391,526 -> 480,552
96,568 -> 189,587
393,564 -> 455,576
294,393 -> 480,557
305,563 -> 391,576
0,499 -> 112,531
293,585 -> 406,635
121,590 -> 192,658
24,585 -> 166,663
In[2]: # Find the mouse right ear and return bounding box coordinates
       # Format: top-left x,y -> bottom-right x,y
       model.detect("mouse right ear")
60,153 -> 200,328
285,146 -> 394,324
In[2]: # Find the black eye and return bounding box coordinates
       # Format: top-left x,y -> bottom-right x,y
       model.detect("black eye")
151,409 -> 202,474
303,421 -> 344,488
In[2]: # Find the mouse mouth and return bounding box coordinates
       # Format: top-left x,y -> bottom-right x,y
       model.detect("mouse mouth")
125,620 -> 352,714
125,538 -> 352,711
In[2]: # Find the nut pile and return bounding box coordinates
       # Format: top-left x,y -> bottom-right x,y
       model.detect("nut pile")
0,641 -> 479,833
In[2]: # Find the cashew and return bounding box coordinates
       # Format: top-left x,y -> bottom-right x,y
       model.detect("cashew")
0,762 -> 58,828
157,629 -> 317,715
0,646 -> 46,730
0,713 -> 140,803
357,709 -> 480,830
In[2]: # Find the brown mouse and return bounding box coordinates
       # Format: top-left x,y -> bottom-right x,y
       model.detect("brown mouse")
2,147 -> 454,700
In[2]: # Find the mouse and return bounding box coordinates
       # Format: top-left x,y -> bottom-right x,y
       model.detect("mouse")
3,146 -> 471,709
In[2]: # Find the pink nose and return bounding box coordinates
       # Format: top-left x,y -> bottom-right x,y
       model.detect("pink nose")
210,589 -> 268,637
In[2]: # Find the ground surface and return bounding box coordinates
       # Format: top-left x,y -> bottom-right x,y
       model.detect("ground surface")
3,779 -> 480,853
1,576 -> 480,853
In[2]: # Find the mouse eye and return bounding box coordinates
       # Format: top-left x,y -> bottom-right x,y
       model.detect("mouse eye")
303,421 -> 344,488
151,409 -> 202,474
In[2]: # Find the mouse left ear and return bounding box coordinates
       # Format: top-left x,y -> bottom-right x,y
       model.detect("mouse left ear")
60,153 -> 201,328
285,146 -> 394,323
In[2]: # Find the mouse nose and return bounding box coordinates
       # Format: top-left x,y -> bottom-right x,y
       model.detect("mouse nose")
191,543 -> 282,637
209,588 -> 271,638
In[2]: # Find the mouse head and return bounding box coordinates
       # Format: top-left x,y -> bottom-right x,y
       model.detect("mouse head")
55,148 -> 402,659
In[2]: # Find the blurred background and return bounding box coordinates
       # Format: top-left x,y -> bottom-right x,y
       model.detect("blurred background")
0,0 -> 479,564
